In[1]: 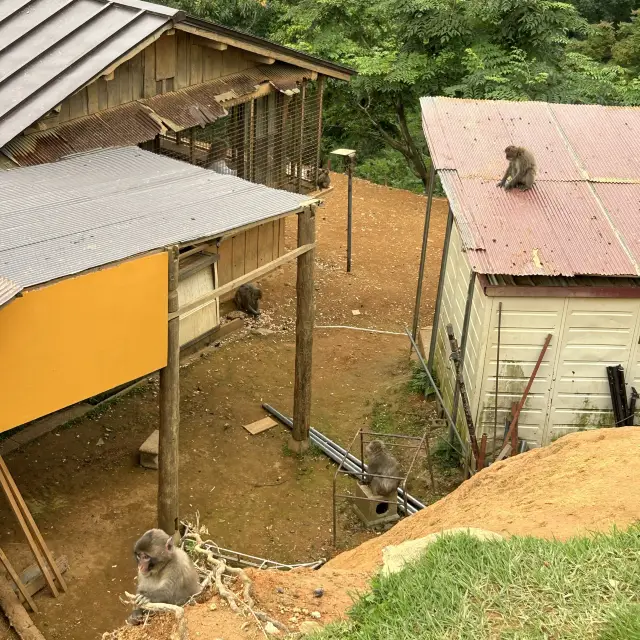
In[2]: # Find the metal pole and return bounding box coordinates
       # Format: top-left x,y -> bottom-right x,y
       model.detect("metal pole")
451,271 -> 477,433
347,155 -> 354,272
411,163 -> 436,345
493,302 -> 503,459
427,206 -> 453,373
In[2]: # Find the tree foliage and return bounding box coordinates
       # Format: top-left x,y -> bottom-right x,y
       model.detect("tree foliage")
160,0 -> 640,193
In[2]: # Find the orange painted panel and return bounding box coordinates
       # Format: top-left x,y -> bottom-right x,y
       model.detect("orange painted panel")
0,253 -> 168,432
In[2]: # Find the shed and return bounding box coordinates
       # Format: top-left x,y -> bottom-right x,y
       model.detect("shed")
419,97 -> 640,450
0,146 -> 310,433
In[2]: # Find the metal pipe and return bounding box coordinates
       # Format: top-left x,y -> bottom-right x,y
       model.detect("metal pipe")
493,302 -> 502,460
262,404 -> 422,513
450,271 -> 476,437
403,329 -> 469,458
347,155 -> 354,272
411,163 -> 436,345
428,206 -> 453,373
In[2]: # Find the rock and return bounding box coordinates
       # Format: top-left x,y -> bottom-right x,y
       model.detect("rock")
96,438 -> 105,446
252,328 -> 275,336
381,528 -> 504,576
227,310 -> 245,320
310,611 -> 321,619
313,588 -> 324,598
299,621 -> 322,635
276,587 -> 284,594
264,622 -> 280,635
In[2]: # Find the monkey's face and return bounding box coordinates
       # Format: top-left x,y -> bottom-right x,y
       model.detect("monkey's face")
365,440 -> 383,457
135,551 -> 153,575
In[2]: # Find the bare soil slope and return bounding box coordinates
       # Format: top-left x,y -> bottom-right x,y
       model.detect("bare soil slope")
110,427 -> 640,639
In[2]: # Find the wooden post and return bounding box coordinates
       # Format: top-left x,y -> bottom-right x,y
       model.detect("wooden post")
290,205 -> 316,453
314,76 -> 325,187
297,80 -> 307,192
189,129 -> 195,165
158,245 -> 180,538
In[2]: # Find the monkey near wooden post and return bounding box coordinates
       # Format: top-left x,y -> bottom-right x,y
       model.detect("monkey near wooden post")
290,205 -> 316,453
158,245 -> 180,538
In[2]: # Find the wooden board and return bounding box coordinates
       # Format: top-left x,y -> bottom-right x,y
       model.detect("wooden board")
176,31 -> 189,90
257,221 -> 275,267
278,218 -> 286,256
68,90 -> 87,120
144,44 -> 157,98
178,265 -> 219,347
7,556 -> 69,600
130,52 -> 144,100
118,60 -> 133,105
244,227 -> 259,273
217,239 -> 233,285
97,77 -> 109,110
87,82 -> 99,114
232,233 -> 246,280
155,33 -> 176,81
190,44 -> 203,85
243,417 -> 278,435
202,48 -> 223,81
106,76 -> 120,109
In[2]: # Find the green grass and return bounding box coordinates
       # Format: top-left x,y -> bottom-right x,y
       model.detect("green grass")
314,526 -> 640,640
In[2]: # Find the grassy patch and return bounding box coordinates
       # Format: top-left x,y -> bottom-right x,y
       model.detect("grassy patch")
407,362 -> 434,397
370,401 -> 395,434
314,526 -> 640,640
431,438 -> 462,470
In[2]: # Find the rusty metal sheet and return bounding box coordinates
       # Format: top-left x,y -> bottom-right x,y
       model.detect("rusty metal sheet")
550,104 -> 640,181
421,97 -> 583,181
439,177 -> 637,277
2,102 -> 163,166
0,0 -> 179,149
0,275 -> 22,308
593,183 -> 640,267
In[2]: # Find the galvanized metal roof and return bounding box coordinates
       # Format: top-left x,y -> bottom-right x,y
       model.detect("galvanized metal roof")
0,0 -> 182,150
421,97 -> 640,277
0,146 -> 307,291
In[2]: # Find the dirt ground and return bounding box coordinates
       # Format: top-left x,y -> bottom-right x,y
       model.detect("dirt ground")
0,172 -> 449,639
106,426 -> 640,640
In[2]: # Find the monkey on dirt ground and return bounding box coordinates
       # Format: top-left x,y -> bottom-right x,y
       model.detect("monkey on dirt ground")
364,440 -> 403,497
317,168 -> 331,190
128,529 -> 201,625
497,145 -> 537,191
234,283 -> 262,317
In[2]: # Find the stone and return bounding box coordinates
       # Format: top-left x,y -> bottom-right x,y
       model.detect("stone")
227,310 -> 245,320
310,611 -> 321,619
264,622 -> 280,635
252,328 -> 275,336
381,528 -> 504,576
313,588 -> 324,598
299,621 -> 322,635
139,429 -> 159,470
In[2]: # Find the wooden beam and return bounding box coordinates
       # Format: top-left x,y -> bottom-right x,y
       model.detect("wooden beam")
0,548 -> 38,614
8,557 -> 69,601
178,253 -> 219,282
290,206 -> 316,452
170,243 -> 315,320
158,246 -> 180,539
247,54 -> 275,65
175,24 -> 352,81
202,40 -> 228,51
315,75 -> 325,187
0,574 -> 45,640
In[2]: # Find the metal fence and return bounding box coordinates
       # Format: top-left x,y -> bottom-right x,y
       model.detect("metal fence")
141,81 -> 321,194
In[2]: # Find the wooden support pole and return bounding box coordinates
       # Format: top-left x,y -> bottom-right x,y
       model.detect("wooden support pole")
314,75 -> 325,187
297,80 -> 307,192
290,206 -> 316,453
189,129 -> 195,165
158,246 -> 180,538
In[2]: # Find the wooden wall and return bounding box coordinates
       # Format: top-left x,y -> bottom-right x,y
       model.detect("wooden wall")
217,218 -> 287,297
56,31 -> 257,125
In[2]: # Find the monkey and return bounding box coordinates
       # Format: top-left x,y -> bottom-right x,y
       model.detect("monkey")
128,529 -> 201,625
497,145 -> 537,191
317,168 -> 331,190
364,440 -> 403,497
234,283 -> 262,317
207,138 -> 237,177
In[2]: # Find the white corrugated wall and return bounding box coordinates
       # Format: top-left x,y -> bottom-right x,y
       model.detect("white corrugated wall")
433,224 -> 640,451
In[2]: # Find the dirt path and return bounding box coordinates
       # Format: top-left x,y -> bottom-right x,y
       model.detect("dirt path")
0,173 -> 448,639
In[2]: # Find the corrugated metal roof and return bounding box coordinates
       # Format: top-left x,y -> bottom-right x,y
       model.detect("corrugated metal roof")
0,0 -> 181,150
0,146 -> 308,289
421,97 -> 640,277
0,275 -> 22,308
2,64 -> 310,166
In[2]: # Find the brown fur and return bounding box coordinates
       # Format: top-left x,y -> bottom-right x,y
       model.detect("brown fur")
317,168 -> 331,190
234,283 -> 262,317
129,529 -> 200,624
497,145 -> 537,191
364,440 -> 403,497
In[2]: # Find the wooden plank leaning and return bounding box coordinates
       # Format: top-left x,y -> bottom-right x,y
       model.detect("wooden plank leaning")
0,457 -> 67,596
499,333 -> 553,457
0,547 -> 38,613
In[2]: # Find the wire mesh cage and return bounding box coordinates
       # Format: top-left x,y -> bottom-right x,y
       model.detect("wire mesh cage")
141,81 -> 321,194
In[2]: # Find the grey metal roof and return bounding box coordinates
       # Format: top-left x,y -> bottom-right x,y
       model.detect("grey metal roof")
0,146 -> 308,290
0,0 -> 182,150
0,276 -> 22,308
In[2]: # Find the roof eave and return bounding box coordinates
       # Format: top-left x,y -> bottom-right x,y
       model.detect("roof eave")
179,16 -> 356,81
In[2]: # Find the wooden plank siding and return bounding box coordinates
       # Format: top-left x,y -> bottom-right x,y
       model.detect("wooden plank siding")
55,33 -> 255,125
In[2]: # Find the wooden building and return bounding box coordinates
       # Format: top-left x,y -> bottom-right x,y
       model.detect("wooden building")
418,97 -> 640,451
0,0 -> 354,347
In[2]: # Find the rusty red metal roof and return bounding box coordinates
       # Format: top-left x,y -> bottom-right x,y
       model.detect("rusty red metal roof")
2,64 -> 310,167
421,97 -> 640,276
